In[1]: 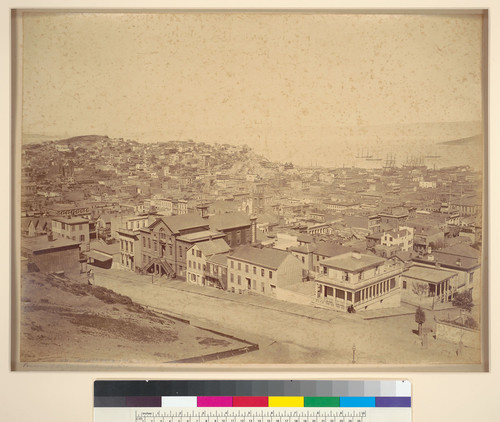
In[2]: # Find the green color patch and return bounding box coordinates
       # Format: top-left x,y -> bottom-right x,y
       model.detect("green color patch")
304,397 -> 340,407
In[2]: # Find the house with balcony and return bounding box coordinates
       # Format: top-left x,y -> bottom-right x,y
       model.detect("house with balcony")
314,251 -> 404,312
186,239 -> 231,289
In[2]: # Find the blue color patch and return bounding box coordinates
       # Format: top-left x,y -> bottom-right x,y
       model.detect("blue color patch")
339,397 -> 376,407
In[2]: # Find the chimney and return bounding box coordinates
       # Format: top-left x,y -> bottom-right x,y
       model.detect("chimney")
47,233 -> 54,242
197,204 -> 209,219
456,258 -> 462,267
250,216 -> 257,244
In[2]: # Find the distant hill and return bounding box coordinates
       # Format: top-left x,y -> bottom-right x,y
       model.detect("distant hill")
54,135 -> 110,145
437,134 -> 482,146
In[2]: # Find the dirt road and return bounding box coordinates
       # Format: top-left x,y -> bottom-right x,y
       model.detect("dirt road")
91,267 -> 480,365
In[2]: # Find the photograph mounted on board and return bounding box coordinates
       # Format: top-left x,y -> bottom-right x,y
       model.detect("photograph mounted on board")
13,10 -> 487,370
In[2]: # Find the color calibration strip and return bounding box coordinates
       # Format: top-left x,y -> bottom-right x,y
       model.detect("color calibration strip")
94,380 -> 411,408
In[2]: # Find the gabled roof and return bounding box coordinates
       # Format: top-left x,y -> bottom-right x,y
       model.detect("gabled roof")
177,230 -> 225,243
229,246 -> 291,270
151,214 -> 209,234
413,253 -> 480,271
206,253 -> 229,266
314,242 -> 352,258
194,239 -> 231,256
289,243 -> 318,254
439,244 -> 480,259
395,250 -> 417,262
208,212 -> 251,231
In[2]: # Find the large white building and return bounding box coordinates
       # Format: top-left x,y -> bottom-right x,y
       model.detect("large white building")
314,251 -> 404,312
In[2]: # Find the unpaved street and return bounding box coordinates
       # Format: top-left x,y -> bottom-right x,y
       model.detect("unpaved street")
91,267 -> 480,365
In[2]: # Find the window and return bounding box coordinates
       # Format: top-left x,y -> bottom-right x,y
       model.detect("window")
269,271 -> 273,279
237,276 -> 241,285
71,225 -> 75,232
402,280 -> 407,289
188,260 -> 191,268
261,269 -> 264,277
143,237 -> 146,247
238,263 -> 241,271
154,241 -> 157,251
179,246 -> 182,257
192,249 -> 195,256
469,272 -> 474,284
302,257 -> 305,263
198,263 -> 201,270
196,250 -> 202,258
231,261 -> 234,269
261,282 -> 265,293
245,264 -> 249,273
253,266 -> 256,274
252,279 -> 256,290
130,243 -> 133,253
148,238 -> 151,249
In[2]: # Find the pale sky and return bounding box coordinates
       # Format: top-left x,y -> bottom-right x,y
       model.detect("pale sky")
21,12 -> 484,164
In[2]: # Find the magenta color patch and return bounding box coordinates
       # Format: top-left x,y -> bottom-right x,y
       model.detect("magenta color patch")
197,396 -> 233,407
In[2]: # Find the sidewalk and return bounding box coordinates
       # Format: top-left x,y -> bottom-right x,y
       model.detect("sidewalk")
91,266 -> 355,324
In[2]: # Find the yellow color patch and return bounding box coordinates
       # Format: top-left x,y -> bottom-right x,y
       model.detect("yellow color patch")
268,396 -> 304,407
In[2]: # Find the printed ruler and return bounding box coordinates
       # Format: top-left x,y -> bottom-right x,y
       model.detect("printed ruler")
94,380 -> 412,422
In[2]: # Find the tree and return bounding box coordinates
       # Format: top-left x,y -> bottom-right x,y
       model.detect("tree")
452,291 -> 474,312
452,291 -> 474,325
415,306 -> 426,336
412,282 -> 429,304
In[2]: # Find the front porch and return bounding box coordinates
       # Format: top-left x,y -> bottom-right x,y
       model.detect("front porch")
314,276 -> 400,312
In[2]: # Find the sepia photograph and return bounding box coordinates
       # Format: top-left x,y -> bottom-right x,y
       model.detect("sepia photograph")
13,10 -> 487,369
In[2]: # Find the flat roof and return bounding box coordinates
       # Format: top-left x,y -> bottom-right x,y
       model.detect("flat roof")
403,265 -> 457,284
52,216 -> 89,224
321,252 -> 386,272
23,236 -> 80,252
